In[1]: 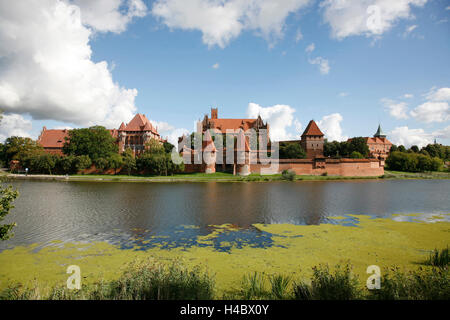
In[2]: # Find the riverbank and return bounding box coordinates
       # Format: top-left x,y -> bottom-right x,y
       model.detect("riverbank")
2,170 -> 449,182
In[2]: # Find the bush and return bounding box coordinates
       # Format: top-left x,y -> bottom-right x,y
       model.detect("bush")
425,247 -> 449,268
281,169 -> 296,181
294,264 -> 361,300
350,151 -> 364,159
386,151 -> 443,172
368,266 -> 449,300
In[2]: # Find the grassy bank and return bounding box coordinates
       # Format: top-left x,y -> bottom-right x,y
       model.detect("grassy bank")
4,169 -> 449,183
1,259 -> 448,300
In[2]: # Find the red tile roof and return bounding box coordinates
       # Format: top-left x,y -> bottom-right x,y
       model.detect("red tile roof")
209,118 -> 258,132
122,113 -> 158,133
302,120 -> 324,136
37,128 -> 69,149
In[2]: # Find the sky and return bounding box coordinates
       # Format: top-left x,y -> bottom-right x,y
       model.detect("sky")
0,0 -> 449,148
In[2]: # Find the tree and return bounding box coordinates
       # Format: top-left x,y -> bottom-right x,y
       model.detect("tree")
28,153 -> 57,174
163,141 -> 175,154
56,155 -> 76,174
350,151 -> 364,159
324,140 -> 342,158
398,145 -> 406,153
121,149 -> 136,175
62,126 -> 118,161
107,154 -> 123,175
410,145 -> 419,153
0,182 -> 19,241
94,157 -> 108,172
279,142 -> 306,159
347,137 -> 369,158
2,137 -> 44,164
74,155 -> 92,173
145,138 -> 164,154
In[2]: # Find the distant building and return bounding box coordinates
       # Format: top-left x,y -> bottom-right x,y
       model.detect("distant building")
37,114 -> 164,156
37,127 -> 70,155
117,113 -> 163,156
300,120 -> 324,159
348,125 -> 393,160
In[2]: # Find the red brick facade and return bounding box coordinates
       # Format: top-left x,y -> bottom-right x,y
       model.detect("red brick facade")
37,114 -> 164,156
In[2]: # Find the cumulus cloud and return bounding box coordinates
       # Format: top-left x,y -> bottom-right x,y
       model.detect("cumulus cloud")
0,113 -> 33,142
70,0 -> 147,33
410,102 -> 450,123
247,102 -> 298,141
382,98 -> 409,119
149,120 -> 189,146
410,87 -> 450,123
320,0 -> 427,40
318,113 -> 347,142
151,0 -> 312,48
308,57 -> 330,74
389,126 -> 433,148
0,0 -> 139,133
425,87 -> 450,102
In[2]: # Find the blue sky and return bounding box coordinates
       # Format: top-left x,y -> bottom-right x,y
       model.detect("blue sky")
0,0 -> 449,147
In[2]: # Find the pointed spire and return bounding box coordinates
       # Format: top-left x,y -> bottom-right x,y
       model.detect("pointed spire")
374,124 -> 386,138
302,120 -> 324,136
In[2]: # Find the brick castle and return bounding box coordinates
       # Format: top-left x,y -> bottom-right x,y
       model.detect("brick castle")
37,108 -> 392,177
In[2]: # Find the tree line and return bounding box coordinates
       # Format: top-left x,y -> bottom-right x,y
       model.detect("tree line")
385,144 -> 448,173
0,126 -> 184,176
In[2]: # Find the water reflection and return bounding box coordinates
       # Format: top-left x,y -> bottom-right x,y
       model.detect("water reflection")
1,179 -> 449,251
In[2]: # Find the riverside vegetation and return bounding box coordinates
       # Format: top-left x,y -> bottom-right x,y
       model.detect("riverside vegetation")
0,251 -> 448,300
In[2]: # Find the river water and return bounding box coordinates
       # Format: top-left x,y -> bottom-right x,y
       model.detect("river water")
1,179 -> 449,250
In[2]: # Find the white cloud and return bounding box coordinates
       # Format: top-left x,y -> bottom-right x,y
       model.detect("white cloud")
151,0 -> 312,48
295,28 -> 304,42
403,93 -> 414,99
247,102 -> 297,141
426,87 -> 450,102
320,0 -> 427,40
212,63 -> 220,69
403,24 -> 418,37
338,92 -> 349,97
0,0 -> 138,129
446,6 -> 450,10
308,57 -> 330,74
70,0 -> 147,33
389,126 -> 433,148
382,98 -> 409,119
305,43 -> 315,53
410,101 -> 450,123
318,113 -> 347,142
0,113 -> 33,142
150,120 -> 189,146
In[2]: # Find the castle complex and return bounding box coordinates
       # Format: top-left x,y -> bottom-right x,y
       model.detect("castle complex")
37,108 -> 392,177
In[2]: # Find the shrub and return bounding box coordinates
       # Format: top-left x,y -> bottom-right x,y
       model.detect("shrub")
293,264 -> 361,300
281,169 -> 296,181
367,266 -> 449,300
425,247 -> 449,268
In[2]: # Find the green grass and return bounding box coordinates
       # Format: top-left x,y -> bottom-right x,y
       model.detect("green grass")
383,170 -> 450,180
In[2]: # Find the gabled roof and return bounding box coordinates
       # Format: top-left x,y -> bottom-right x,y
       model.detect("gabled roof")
122,114 -> 157,133
37,129 -> 69,148
302,120 -> 324,136
209,118 -> 259,132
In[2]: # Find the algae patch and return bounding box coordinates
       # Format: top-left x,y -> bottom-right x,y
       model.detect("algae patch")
0,214 -> 448,294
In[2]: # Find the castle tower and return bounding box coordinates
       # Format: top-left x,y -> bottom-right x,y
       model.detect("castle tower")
374,124 -> 386,138
301,120 -> 324,159
236,129 -> 251,176
211,108 -> 218,119
202,130 -> 216,174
